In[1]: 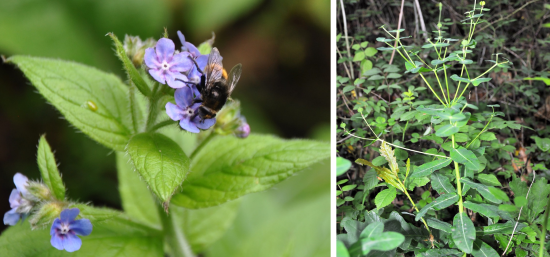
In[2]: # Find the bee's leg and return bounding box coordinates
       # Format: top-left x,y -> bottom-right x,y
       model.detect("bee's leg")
188,56 -> 204,75
192,98 -> 203,104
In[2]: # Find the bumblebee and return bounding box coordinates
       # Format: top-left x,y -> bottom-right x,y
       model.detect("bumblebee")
189,47 -> 242,121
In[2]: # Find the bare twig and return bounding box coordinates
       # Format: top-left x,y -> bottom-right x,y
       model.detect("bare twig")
414,0 -> 428,41
389,0 -> 406,65
502,172 -> 536,256
339,0 -> 354,80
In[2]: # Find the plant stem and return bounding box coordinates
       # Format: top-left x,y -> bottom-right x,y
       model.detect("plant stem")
452,135 -> 463,213
148,119 -> 175,133
540,192 -> 550,257
190,132 -> 216,159
157,205 -> 195,257
146,83 -> 161,131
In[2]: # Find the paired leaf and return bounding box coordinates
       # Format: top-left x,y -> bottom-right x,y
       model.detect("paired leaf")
36,135 -> 65,200
9,56 -> 133,151
126,132 -> 189,208
410,159 -> 451,178
450,147 -> 480,170
171,135 -> 329,208
415,193 -> 458,221
452,213 -> 476,253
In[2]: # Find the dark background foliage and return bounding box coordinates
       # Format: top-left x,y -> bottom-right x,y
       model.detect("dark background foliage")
0,0 -> 329,233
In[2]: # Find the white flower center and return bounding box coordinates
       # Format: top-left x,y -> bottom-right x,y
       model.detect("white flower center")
60,223 -> 70,234
186,107 -> 194,116
161,61 -> 170,71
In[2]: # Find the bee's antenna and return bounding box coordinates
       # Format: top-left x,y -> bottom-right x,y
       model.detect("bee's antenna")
188,56 -> 204,75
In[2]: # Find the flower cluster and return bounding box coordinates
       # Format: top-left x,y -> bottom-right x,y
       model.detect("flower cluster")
4,173 -> 92,252
144,31 -> 216,133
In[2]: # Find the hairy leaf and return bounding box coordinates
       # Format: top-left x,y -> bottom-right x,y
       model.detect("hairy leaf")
9,56 -> 133,151
171,135 -> 329,208
37,135 -> 65,200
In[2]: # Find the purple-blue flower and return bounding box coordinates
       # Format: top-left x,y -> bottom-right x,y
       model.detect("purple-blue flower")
50,208 -> 92,252
166,86 -> 216,133
235,122 -> 250,138
144,38 -> 193,88
3,173 -> 31,225
177,31 -> 210,85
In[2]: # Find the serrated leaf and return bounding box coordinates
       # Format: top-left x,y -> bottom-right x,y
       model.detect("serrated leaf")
452,213 -> 476,253
37,135 -> 65,200
116,152 -> 160,228
380,141 -> 399,174
431,172 -> 456,194
171,135 -> 329,208
471,239 -> 499,257
416,193 -> 458,221
450,147 -> 480,170
476,174 -> 502,187
9,56 -> 133,151
410,159 -> 452,178
463,202 -> 499,218
436,124 -> 459,137
0,213 -> 162,256
375,187 -> 397,210
126,132 -> 189,207
337,157 -> 352,176
461,178 -> 501,204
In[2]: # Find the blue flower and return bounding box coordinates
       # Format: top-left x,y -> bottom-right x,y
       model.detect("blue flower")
50,208 -> 92,252
144,38 -> 193,88
3,173 -> 31,225
177,31 -> 210,85
165,86 -> 216,133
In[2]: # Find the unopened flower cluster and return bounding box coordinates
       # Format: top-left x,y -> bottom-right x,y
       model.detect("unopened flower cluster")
4,173 -> 92,252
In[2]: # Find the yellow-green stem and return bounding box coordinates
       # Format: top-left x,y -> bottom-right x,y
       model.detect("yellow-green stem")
452,135 -> 464,213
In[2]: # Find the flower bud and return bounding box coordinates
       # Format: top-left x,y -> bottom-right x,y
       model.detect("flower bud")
26,181 -> 54,201
213,100 -> 250,138
29,201 -> 66,229
235,122 -> 250,138
480,1 -> 485,6
123,35 -> 156,67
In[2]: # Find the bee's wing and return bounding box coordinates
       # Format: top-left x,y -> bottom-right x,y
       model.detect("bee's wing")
226,63 -> 242,95
205,47 -> 224,89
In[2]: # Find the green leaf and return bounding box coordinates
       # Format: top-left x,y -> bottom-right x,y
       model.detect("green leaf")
337,240 -> 350,257
36,135 -> 65,200
171,200 -> 241,253
349,232 -> 405,255
479,132 -> 497,141
108,33 -> 151,97
400,111 -> 417,121
450,74 -> 471,83
477,221 -> 526,236
337,157 -> 352,176
476,174 -> 502,187
431,172 -> 456,194
436,124 -> 459,137
426,217 -> 453,233
532,136 -> 550,152
360,221 -> 384,238
410,159 -> 452,178
364,47 -> 378,57
524,77 -> 550,85
488,187 -> 509,202
461,178 -> 502,204
116,152 -> 160,228
361,59 -> 373,75
415,193 -> 459,221
8,56 -> 133,151
353,51 -> 365,61
471,78 -> 491,86
463,202 -> 499,218
452,212 -> 476,253
172,135 -> 329,208
375,187 -> 397,210
342,185 -> 357,191
471,239 -> 499,257
450,147 -> 480,170
514,195 -> 527,207
420,249 -> 462,256
0,214 -> 163,256
126,132 -> 190,208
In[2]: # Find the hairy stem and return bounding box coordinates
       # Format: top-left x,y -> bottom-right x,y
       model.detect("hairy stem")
157,205 -> 195,257
146,82 -> 161,131
190,132 -> 216,159
148,119 -> 174,133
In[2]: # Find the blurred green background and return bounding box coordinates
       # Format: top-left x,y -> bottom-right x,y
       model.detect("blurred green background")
0,0 -> 330,253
